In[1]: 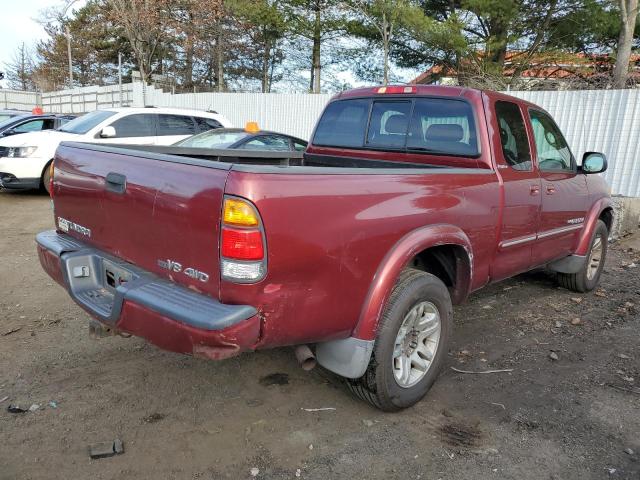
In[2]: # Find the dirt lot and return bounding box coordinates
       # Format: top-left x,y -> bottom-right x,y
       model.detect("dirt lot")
0,190 -> 639,480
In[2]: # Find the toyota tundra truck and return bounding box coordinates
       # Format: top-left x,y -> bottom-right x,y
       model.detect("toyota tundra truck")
36,85 -> 612,411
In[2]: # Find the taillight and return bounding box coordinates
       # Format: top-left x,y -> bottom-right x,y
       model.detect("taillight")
220,196 -> 266,282
49,161 -> 55,198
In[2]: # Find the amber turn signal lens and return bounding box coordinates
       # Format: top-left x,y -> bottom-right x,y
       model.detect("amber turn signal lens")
223,198 -> 259,227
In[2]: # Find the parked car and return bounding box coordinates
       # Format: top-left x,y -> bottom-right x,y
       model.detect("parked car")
0,113 -> 76,138
0,109 -> 29,123
37,85 -> 611,411
175,125 -> 307,151
0,107 -> 231,192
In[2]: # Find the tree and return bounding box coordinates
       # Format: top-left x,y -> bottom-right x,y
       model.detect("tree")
281,0 -> 345,92
4,43 -> 36,90
35,0 -> 132,90
346,0 -> 422,85
107,0 -> 169,85
230,0 -> 288,92
613,0 -> 639,87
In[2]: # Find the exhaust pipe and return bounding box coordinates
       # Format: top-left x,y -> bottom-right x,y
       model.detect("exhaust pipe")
294,345 -> 317,371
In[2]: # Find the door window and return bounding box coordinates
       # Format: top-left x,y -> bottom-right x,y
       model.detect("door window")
495,101 -> 531,171
529,110 -> 574,172
157,114 -> 197,136
194,117 -> 223,132
109,114 -> 155,138
14,119 -> 53,133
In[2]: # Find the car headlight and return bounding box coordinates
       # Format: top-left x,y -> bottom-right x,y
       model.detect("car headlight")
7,146 -> 38,158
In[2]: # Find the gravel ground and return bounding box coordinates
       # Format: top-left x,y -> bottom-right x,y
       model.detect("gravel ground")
0,190 -> 639,480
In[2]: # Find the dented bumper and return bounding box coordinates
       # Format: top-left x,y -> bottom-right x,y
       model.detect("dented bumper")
36,230 -> 260,359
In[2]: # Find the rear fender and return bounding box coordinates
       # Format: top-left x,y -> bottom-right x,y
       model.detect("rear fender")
575,197 -> 613,256
352,224 -> 473,341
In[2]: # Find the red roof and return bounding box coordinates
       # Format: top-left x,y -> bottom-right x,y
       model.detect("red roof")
412,52 -> 640,84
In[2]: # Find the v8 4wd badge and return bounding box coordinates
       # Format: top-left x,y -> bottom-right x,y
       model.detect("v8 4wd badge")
157,259 -> 210,283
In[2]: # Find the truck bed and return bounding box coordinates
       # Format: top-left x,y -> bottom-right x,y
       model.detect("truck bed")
51,141 -> 500,348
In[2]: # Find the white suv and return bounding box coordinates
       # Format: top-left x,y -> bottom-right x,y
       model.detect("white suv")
0,107 -> 231,192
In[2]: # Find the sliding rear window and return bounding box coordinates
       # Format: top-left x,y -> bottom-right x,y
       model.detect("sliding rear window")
312,97 -> 479,157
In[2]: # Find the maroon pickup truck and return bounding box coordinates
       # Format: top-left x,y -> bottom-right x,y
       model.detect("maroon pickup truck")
37,86 -> 612,411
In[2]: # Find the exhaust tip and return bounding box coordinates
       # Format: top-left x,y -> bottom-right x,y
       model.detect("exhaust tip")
294,345 -> 317,371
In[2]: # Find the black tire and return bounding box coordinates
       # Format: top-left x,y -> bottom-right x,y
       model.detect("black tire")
557,219 -> 608,292
42,161 -> 52,194
347,269 -> 453,411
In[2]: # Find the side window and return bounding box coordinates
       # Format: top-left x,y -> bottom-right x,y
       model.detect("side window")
312,98 -> 370,148
239,135 -> 291,151
529,110 -> 574,172
110,114 -> 155,138
494,101 -> 531,171
406,98 -> 479,156
194,117 -> 223,132
157,114 -> 197,136
14,119 -> 45,133
293,140 -> 307,151
366,101 -> 411,148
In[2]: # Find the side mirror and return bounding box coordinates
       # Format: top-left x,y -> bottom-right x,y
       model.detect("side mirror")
3,129 -> 17,136
100,126 -> 116,138
581,152 -> 607,174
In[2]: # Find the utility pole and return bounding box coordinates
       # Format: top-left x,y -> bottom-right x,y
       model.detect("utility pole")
65,25 -> 73,87
118,52 -> 123,106
60,0 -> 79,89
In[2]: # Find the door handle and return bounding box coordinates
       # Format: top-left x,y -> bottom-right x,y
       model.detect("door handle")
530,185 -> 540,195
105,172 -> 126,194
546,185 -> 556,195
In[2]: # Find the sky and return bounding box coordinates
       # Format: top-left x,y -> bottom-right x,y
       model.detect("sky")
0,0 -> 86,88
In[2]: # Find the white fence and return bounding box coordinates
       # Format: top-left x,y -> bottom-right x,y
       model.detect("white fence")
2,83 -> 639,196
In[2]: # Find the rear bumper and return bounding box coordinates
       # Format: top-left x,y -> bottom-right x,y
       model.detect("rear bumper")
36,230 -> 261,359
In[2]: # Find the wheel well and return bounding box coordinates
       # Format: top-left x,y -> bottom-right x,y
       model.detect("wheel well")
409,244 -> 471,304
599,207 -> 613,233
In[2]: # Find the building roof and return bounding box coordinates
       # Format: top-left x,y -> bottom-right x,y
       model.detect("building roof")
412,52 -> 640,84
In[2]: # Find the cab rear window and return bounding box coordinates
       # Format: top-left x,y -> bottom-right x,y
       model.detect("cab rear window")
312,97 -> 479,157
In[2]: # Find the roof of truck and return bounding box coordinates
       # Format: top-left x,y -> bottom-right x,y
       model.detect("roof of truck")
331,85 -> 541,110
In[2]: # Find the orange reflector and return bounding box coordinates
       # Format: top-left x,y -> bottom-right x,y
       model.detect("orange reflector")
223,198 -> 259,227
245,121 -> 260,133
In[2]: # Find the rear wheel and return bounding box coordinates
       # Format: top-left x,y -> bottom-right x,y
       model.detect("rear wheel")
557,219 -> 608,292
347,269 -> 452,411
42,161 -> 52,194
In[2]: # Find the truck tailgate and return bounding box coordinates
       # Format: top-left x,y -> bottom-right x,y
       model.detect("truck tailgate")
52,142 -> 231,298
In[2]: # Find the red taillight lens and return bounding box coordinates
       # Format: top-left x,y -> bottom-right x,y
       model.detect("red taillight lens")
221,228 -> 264,260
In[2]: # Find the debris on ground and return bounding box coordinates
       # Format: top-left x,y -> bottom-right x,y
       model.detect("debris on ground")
624,448 -> 634,455
0,396 -> 8,403
28,404 -> 40,412
250,467 -> 259,476
571,297 -> 583,304
295,468 -> 302,477
48,401 -> 57,409
302,407 -> 336,412
308,444 -> 314,450
549,352 -> 559,361
7,404 -> 27,414
89,439 -> 124,459
571,318 -> 582,325
362,419 -> 374,427
259,373 -> 289,386
451,367 -> 513,374
2,327 -> 22,336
